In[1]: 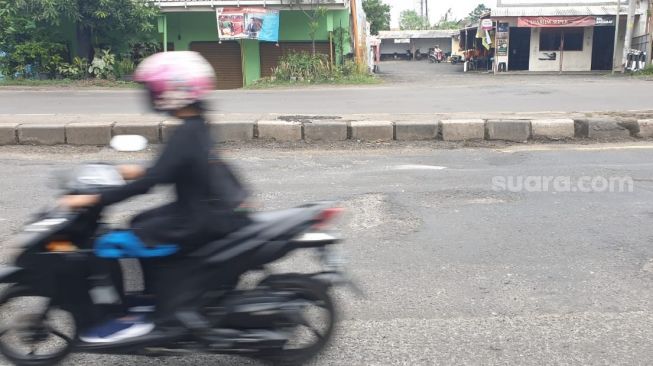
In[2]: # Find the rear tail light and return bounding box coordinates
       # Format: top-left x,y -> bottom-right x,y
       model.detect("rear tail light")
312,207 -> 344,229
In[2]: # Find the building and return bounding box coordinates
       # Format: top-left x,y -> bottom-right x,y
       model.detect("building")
154,0 -> 359,89
377,30 -> 457,60
491,0 -> 652,72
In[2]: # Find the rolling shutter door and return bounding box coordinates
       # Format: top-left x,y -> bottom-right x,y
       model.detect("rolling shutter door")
259,42 -> 332,78
190,41 -> 243,90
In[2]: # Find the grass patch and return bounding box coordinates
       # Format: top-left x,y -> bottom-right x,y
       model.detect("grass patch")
248,74 -> 381,89
0,78 -> 139,88
636,65 -> 653,76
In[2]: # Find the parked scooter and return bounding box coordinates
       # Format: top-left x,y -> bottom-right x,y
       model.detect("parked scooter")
0,135 -> 358,366
626,49 -> 647,72
428,49 -> 445,63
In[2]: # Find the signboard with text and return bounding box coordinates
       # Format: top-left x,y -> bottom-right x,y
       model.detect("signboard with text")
217,7 -> 280,42
517,16 -> 615,27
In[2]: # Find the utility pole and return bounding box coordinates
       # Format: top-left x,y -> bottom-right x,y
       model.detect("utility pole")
425,0 -> 429,23
612,0 -> 621,74
622,0 -> 637,72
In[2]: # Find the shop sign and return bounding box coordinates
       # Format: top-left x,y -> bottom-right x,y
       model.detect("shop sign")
496,32 -> 509,56
518,16 -> 599,27
497,22 -> 509,33
217,7 -> 280,42
595,16 -> 616,26
481,19 -> 494,30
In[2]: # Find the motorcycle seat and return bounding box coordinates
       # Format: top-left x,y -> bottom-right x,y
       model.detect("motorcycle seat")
95,231 -> 179,259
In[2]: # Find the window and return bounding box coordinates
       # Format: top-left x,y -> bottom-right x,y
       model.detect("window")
539,28 -> 584,51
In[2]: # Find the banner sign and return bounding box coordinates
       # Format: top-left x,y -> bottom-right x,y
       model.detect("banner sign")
481,19 -> 494,30
217,7 -> 280,42
517,16 -> 615,27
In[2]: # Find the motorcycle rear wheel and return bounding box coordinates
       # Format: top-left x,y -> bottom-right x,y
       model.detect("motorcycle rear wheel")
0,286 -> 74,366
256,275 -> 336,366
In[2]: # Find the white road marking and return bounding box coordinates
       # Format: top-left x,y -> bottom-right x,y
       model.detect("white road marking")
393,164 -> 447,171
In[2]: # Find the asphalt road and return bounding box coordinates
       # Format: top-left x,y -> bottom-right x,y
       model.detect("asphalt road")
1,62 -> 652,115
0,142 -> 652,365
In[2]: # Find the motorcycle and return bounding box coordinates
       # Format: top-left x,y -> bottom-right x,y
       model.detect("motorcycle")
0,135 -> 356,366
414,49 -> 425,61
428,49 -> 444,63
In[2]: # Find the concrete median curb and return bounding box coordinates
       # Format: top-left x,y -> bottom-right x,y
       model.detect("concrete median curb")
0,114 -> 652,146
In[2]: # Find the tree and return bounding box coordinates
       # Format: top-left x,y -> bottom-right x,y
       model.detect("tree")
434,8 -> 461,30
399,10 -> 430,30
468,4 -> 490,23
284,0 -> 328,55
362,0 -> 390,35
10,0 -> 159,60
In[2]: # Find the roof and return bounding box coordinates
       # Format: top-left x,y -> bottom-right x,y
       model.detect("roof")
378,30 -> 457,40
492,5 -> 637,17
154,0 -> 348,9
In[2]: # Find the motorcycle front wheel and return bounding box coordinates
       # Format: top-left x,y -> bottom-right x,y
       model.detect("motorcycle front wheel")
256,275 -> 336,366
0,285 -> 74,366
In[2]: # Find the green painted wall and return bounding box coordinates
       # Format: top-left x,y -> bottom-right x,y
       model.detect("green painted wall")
165,12 -> 218,51
164,9 -> 351,86
241,39 -> 261,85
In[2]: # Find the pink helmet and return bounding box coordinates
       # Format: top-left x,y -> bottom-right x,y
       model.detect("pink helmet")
134,51 -> 216,111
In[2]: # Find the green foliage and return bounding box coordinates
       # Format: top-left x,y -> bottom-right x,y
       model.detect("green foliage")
434,8 -> 461,30
1,0 -> 159,65
272,52 -> 373,85
468,4 -> 490,23
114,58 -> 135,78
57,56 -> 89,79
274,52 -> 331,82
332,26 -> 349,66
638,65 -> 653,75
8,41 -> 66,78
88,49 -> 116,79
399,10 -> 430,30
362,0 -> 390,35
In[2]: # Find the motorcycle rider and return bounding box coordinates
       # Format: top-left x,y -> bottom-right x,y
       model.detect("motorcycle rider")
433,44 -> 443,62
59,51 -> 252,343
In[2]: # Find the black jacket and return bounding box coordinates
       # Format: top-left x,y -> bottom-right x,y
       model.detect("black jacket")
99,116 -> 250,247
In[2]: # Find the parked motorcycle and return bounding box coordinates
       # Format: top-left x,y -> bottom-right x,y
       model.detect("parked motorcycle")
0,136 -> 356,366
414,49 -> 425,61
428,49 -> 444,63
449,55 -> 463,65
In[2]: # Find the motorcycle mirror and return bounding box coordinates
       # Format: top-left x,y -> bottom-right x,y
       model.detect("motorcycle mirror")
110,135 -> 148,152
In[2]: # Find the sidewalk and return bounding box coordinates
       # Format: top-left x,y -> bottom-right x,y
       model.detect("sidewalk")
1,111 -> 653,146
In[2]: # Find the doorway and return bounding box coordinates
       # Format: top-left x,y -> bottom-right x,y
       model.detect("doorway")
591,26 -> 615,70
508,28 -> 531,71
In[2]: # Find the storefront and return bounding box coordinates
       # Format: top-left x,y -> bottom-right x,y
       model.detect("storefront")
490,3 -> 642,72
157,2 -> 353,89
491,14 -> 626,72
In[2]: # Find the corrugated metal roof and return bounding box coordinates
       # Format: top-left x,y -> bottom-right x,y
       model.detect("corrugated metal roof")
154,0 -> 347,7
492,5 -> 636,17
378,30 -> 457,40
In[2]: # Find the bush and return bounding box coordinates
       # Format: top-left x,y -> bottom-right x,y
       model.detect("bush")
57,57 -> 89,80
272,52 -> 374,84
639,65 -> 653,76
6,41 -> 67,79
114,58 -> 135,79
88,49 -> 116,79
274,52 -> 331,82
